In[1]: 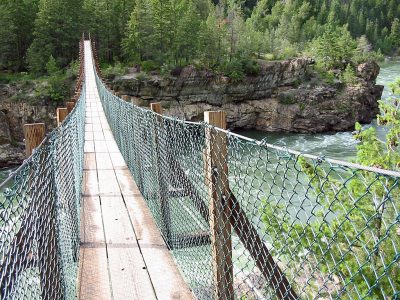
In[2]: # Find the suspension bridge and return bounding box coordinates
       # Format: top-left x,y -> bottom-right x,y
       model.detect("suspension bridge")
0,39 -> 399,300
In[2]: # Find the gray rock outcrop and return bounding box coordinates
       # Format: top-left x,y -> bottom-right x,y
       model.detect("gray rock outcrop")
111,59 -> 383,133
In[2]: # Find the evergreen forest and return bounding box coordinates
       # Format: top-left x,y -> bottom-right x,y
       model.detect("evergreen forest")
0,0 -> 399,88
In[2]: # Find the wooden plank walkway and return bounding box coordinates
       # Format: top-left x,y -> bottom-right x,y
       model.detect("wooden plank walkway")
78,41 -> 193,300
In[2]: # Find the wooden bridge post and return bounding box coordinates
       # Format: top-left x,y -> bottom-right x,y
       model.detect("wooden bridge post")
24,123 -> 45,157
150,103 -> 172,246
56,108 -> 68,126
66,101 -> 75,113
204,111 -> 234,300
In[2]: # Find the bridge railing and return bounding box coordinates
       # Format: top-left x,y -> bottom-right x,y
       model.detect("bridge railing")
0,41 -> 86,300
93,48 -> 399,299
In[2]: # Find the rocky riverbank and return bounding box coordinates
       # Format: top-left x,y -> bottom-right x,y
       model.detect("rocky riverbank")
0,59 -> 383,167
0,82 -> 63,167
110,59 -> 383,133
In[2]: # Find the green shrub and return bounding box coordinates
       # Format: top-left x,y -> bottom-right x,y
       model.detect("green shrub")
102,62 -> 127,79
314,63 -> 336,85
278,92 -> 297,104
65,60 -> 80,79
141,60 -> 159,72
0,72 -> 33,84
136,72 -> 150,81
341,64 -> 358,85
34,73 -> 69,102
242,59 -> 261,76
46,55 -> 59,75
221,60 -> 245,82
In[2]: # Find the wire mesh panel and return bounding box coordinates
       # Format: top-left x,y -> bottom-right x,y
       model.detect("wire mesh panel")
95,67 -> 399,299
0,86 -> 86,300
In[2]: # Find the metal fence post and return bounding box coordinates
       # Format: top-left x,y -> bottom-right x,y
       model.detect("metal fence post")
204,111 -> 233,300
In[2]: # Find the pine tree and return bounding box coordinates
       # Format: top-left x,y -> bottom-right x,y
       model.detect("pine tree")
389,18 -> 400,49
27,0 -> 84,73
174,0 -> 202,64
151,0 -> 178,64
123,0 -> 155,62
0,0 -> 38,71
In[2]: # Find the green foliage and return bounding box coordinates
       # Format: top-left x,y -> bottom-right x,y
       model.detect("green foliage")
242,59 -> 260,76
140,61 -> 159,73
0,72 -> 33,84
28,0 -> 84,74
102,62 -> 127,79
314,64 -> 336,85
136,72 -> 150,81
220,60 -> 245,82
46,55 -> 59,75
46,74 -> 70,102
278,92 -> 297,105
1,0 -> 399,83
308,25 -> 357,70
341,64 -> 358,85
261,80 -> 400,298
0,0 -> 38,71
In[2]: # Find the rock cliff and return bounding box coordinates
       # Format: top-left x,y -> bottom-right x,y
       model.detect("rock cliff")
110,59 -> 383,133
0,83 -> 58,167
0,59 -> 383,167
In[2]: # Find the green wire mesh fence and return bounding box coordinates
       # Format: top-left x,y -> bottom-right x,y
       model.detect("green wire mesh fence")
95,65 -> 399,299
0,73 -> 86,299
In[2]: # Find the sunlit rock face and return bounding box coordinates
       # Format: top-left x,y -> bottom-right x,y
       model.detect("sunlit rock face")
111,59 -> 383,134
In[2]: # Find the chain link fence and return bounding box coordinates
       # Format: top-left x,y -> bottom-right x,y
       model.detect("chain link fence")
96,65 -> 399,299
0,67 -> 85,299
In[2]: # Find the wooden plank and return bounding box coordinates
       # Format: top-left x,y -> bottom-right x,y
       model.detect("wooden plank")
125,195 -> 194,299
85,131 -> 94,141
115,169 -> 139,196
106,140 -> 120,153
103,130 -> 114,140
94,140 -> 108,152
67,101 -> 75,113
101,196 -> 137,244
204,111 -> 233,300
85,124 -> 93,132
81,196 -> 105,244
84,141 -> 95,153
23,123 -> 45,157
83,170 -> 99,196
57,108 -> 68,126
107,248 -> 156,300
90,117 -> 101,124
93,132 -> 105,141
84,153 -> 96,170
96,153 -> 113,170
110,153 -> 127,170
92,124 -> 103,132
97,170 -> 120,196
79,248 -> 112,300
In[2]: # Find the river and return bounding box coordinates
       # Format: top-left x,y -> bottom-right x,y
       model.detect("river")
237,59 -> 400,161
0,60 -> 399,184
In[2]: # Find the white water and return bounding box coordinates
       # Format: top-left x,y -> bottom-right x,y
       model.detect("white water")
238,59 -> 400,161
